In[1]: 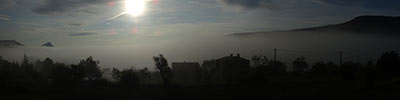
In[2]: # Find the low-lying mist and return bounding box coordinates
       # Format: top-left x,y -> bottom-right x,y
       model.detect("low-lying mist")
1,31 -> 399,69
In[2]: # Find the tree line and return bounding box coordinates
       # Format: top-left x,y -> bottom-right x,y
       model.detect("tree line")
1,51 -> 400,92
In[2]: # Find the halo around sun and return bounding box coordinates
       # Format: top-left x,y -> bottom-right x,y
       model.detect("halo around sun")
125,0 -> 146,16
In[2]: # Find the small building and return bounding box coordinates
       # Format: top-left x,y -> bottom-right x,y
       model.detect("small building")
171,62 -> 200,85
215,54 -> 251,84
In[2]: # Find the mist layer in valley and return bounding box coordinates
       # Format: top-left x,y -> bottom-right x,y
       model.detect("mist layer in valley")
1,31 -> 399,70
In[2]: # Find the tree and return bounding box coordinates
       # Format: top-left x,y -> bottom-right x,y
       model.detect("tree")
111,68 -> 140,87
138,67 -> 151,84
309,61 -> 339,77
292,57 -> 309,73
200,59 -> 216,84
153,54 -> 172,86
70,64 -> 86,82
364,61 -> 377,88
266,61 -> 287,75
376,51 -> 400,77
251,55 -> 269,67
112,68 -> 121,81
79,56 -> 102,81
251,55 -> 270,76
41,57 -> 55,80
250,55 -> 286,78
50,63 -> 73,84
20,54 -> 41,83
340,61 -> 362,80
0,57 -> 13,86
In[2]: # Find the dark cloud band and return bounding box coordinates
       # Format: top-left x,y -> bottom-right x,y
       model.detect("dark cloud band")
0,14 -> 10,21
69,32 -> 97,37
218,0 -> 279,10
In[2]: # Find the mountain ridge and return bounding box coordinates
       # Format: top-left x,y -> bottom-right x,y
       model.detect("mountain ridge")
230,15 -> 400,36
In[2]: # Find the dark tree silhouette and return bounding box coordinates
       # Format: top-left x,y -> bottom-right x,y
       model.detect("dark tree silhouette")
268,61 -> 287,74
0,56 -> 13,86
41,57 -> 55,80
309,62 -> 339,77
20,54 -> 41,83
79,56 -> 102,81
112,68 -> 140,87
153,54 -> 172,86
200,59 -> 216,84
250,55 -> 286,78
50,63 -> 73,84
251,55 -> 269,67
246,55 -> 270,84
376,51 -> 400,77
340,61 -> 362,81
138,67 -> 151,84
292,57 -> 309,73
252,55 -> 270,76
361,61 -> 377,88
2,50 -> 400,100
70,64 -> 86,82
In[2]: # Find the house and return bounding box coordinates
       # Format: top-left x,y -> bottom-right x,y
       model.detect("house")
215,54 -> 251,84
171,62 -> 200,85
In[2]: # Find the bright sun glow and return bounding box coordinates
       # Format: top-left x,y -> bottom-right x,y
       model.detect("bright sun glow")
125,0 -> 146,16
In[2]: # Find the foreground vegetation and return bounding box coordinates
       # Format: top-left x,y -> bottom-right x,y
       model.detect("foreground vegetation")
1,51 -> 400,100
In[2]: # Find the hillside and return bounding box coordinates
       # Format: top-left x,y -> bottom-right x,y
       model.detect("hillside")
230,15 -> 400,36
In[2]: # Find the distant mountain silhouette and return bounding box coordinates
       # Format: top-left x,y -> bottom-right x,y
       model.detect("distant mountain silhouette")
42,42 -> 54,47
0,40 -> 24,48
230,15 -> 400,36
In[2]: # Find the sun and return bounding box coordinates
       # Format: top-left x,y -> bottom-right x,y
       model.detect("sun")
125,0 -> 146,16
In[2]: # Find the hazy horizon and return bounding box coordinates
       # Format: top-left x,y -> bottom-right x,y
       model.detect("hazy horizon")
2,31 -> 400,70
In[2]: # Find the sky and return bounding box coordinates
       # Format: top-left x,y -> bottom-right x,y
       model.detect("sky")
1,0 -> 400,68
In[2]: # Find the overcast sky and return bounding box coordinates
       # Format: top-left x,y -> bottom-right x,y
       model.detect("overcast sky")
1,0 -> 400,68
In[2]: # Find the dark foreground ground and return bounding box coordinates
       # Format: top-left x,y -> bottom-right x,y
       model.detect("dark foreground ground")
2,78 -> 400,100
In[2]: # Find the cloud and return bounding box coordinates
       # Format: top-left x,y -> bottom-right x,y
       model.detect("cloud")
69,32 -> 97,37
0,14 -> 10,21
312,0 -> 400,9
217,0 -> 279,10
0,0 -> 16,10
0,40 -> 23,48
68,23 -> 82,26
32,0 -> 118,15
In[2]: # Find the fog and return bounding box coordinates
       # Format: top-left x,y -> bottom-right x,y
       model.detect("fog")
1,32 -> 399,69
